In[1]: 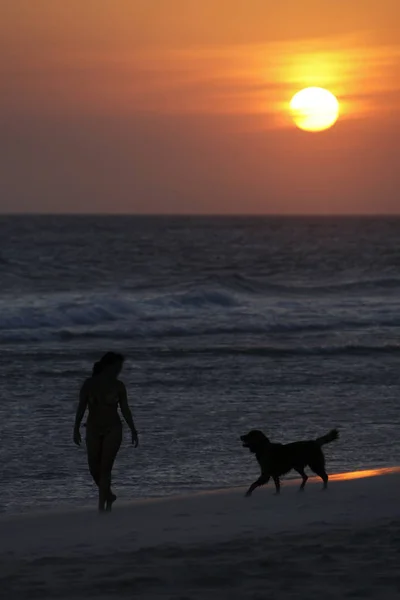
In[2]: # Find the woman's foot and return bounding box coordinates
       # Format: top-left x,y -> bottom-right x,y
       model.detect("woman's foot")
105,493 -> 117,512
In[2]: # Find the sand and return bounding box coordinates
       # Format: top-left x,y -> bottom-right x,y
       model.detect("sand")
1,468 -> 399,599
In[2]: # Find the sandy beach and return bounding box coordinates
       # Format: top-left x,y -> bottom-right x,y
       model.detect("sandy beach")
1,468 -> 399,599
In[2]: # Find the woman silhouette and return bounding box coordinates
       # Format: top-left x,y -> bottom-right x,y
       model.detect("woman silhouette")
74,352 -> 139,512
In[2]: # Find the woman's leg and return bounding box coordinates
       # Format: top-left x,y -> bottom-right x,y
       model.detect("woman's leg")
85,428 -> 102,488
86,428 -> 117,510
99,424 -> 123,512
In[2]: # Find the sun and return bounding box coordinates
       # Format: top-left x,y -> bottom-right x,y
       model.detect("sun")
290,87 -> 339,132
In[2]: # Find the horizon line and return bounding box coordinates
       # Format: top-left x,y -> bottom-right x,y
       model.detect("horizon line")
1,213 -> 400,218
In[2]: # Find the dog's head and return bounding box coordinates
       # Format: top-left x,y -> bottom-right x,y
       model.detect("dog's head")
240,430 -> 270,453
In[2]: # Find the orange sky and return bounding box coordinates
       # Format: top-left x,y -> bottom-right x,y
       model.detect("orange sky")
1,0 -> 399,214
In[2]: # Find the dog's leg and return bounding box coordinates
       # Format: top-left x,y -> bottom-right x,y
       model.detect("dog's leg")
245,474 -> 270,497
272,476 -> 281,495
296,468 -> 308,491
310,463 -> 329,490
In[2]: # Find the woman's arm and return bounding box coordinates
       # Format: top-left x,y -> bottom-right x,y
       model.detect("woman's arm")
118,382 -> 139,447
73,380 -> 89,445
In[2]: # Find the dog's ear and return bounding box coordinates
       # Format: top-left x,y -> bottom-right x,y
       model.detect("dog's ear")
250,430 -> 266,441
249,430 -> 270,447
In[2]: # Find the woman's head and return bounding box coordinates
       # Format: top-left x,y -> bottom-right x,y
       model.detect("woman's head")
92,352 -> 125,378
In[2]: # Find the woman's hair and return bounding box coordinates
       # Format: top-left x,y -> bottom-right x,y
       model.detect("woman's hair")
92,352 -> 125,376
92,361 -> 103,376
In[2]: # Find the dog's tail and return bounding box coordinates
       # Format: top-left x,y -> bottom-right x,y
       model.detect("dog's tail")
315,429 -> 339,446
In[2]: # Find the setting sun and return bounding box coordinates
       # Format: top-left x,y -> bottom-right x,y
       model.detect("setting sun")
290,87 -> 340,132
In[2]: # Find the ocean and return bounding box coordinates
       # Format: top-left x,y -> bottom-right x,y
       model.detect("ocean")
1,215 -> 399,514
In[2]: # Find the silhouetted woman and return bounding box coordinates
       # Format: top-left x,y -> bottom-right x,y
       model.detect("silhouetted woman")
73,352 -> 139,512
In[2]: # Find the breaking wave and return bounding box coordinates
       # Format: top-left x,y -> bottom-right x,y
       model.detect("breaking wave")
0,285 -> 399,349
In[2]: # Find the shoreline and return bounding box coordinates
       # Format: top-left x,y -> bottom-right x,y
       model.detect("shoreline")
1,465 -> 399,523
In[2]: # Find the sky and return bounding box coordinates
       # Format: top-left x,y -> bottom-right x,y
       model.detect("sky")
1,0 -> 399,214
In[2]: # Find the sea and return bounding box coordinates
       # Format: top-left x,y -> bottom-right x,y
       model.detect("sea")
0,215 -> 399,515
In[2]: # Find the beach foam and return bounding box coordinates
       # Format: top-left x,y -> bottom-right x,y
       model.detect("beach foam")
1,469 -> 399,599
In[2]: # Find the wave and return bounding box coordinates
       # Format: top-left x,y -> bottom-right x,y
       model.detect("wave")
0,289 -> 241,342
0,288 -> 240,330
56,317 -> 400,342
1,286 -> 400,345
222,273 -> 400,295
26,343 -> 400,360
161,343 -> 400,357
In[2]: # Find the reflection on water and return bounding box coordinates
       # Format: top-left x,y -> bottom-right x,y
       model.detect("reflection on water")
329,466 -> 400,481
